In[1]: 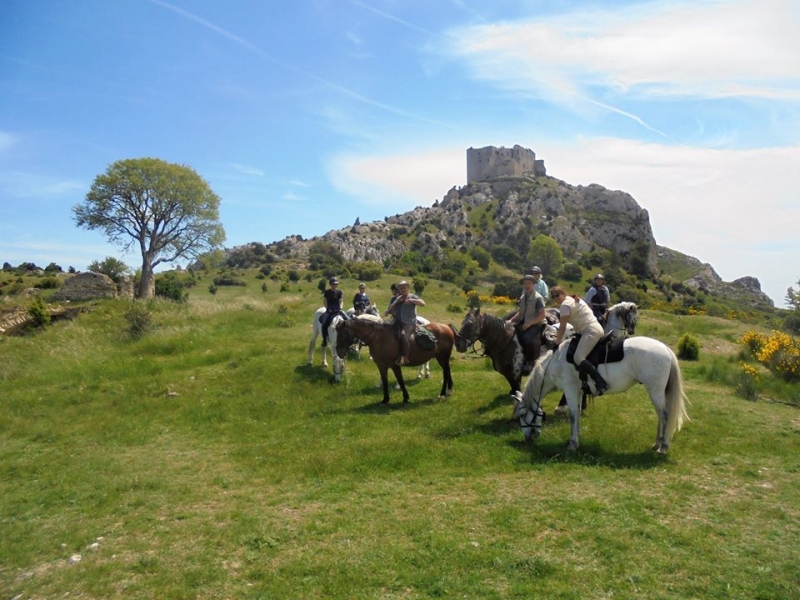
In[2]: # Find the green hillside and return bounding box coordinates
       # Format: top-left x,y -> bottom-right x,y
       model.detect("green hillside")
1,270 -> 798,599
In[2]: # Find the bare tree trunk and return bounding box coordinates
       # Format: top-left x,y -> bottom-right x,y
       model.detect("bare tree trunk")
137,257 -> 154,299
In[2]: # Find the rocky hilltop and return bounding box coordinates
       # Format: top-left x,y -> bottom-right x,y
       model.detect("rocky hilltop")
248,149 -> 772,309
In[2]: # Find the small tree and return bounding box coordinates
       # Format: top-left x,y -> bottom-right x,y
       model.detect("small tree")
75,158 -> 225,299
88,256 -> 130,283
413,277 -> 427,296
528,235 -> 564,277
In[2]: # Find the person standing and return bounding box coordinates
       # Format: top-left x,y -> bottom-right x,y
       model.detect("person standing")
585,274 -> 611,321
551,286 -> 608,395
511,273 -> 547,367
320,277 -> 346,347
353,282 -> 370,315
384,280 -> 425,365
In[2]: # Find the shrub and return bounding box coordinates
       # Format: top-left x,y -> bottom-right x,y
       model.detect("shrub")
280,283 -> 290,293
28,297 -> 51,329
353,261 -> 383,282
155,273 -> 188,302
208,283 -> 218,295
466,291 -> 481,309
34,277 -> 61,290
261,283 -> 268,293
492,275 -> 521,300
413,277 -> 427,295
318,279 -> 327,293
785,312 -> 800,335
213,275 -> 246,287
560,262 -> 583,282
754,330 -> 800,383
124,302 -> 152,338
259,265 -> 272,277
446,302 -> 463,313
470,246 -> 491,270
287,270 -> 300,282
735,363 -> 760,401
677,334 -> 700,360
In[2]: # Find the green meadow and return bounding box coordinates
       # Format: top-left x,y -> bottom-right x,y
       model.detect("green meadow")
1,273 -> 798,599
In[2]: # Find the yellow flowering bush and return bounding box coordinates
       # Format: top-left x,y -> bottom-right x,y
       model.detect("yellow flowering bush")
735,362 -> 760,400
463,291 -> 516,306
740,330 -> 800,383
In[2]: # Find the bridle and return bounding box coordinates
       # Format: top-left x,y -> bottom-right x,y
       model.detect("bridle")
458,313 -> 486,356
518,349 -> 556,439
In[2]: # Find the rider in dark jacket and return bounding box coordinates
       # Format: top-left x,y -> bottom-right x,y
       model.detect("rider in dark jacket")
321,277 -> 347,346
352,282 -> 370,315
585,274 -> 610,321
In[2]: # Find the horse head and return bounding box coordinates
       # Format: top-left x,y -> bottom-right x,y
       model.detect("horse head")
455,308 -> 482,352
512,390 -> 544,441
623,302 -> 638,335
334,320 -> 355,359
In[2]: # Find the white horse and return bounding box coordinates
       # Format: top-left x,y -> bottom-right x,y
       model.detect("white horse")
307,308 -> 347,381
512,335 -> 689,454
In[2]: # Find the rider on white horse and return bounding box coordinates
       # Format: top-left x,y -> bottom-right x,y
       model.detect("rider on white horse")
352,282 -> 370,316
320,277 -> 348,347
551,285 -> 608,396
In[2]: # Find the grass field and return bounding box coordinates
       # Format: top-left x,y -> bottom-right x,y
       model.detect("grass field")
1,273 -> 799,599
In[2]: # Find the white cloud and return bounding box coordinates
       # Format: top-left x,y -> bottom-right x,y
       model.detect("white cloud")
329,139 -> 798,304
442,0 -> 800,101
282,191 -> 300,201
231,163 -> 265,177
329,146 -> 465,208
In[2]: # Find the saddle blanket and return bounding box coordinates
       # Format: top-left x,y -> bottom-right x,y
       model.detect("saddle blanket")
415,326 -> 437,350
566,333 -> 625,366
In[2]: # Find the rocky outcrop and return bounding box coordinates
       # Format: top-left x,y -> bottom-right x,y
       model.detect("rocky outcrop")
52,272 -> 117,301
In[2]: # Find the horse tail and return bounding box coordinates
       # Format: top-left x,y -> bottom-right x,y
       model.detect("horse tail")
665,351 -> 690,441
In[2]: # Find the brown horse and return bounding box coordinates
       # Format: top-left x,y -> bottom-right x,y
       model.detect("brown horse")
335,319 -> 454,404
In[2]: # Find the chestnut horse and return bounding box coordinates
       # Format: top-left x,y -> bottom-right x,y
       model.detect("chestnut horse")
335,319 -> 454,404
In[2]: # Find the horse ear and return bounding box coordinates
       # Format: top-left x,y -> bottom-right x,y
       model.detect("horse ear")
475,307 -> 480,315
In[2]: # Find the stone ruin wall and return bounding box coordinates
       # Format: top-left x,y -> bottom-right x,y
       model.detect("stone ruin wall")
466,145 -> 546,183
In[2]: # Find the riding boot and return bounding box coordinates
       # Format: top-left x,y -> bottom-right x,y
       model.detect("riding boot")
398,332 -> 410,365
578,360 -> 608,396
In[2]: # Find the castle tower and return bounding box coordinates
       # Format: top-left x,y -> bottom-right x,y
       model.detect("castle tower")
466,145 -> 546,183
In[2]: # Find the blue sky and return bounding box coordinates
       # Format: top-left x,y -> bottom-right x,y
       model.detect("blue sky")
1,0 -> 798,305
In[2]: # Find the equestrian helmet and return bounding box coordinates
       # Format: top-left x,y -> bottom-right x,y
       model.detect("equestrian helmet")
329,276 -> 339,285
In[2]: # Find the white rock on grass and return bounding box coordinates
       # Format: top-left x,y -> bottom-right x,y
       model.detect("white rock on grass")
68,554 -> 82,564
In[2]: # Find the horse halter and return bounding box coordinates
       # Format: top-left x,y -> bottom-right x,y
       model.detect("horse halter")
519,404 -> 545,439
459,313 -> 486,355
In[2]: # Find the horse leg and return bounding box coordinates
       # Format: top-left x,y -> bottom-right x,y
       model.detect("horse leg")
307,332 -> 316,366
564,386 -> 583,451
392,365 -> 409,403
380,366 -> 391,404
424,362 -> 431,379
647,387 -> 669,454
435,353 -> 453,397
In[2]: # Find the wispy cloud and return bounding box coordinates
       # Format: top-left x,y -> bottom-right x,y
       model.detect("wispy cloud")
148,0 -> 446,126
282,191 -> 300,201
289,179 -> 310,188
230,163 -> 265,177
0,171 -> 85,198
351,1 -> 445,40
442,0 -> 800,103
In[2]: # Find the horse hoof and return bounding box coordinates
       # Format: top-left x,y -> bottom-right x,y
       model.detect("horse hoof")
446,390 -> 453,397
424,373 -> 431,379
306,360 -> 313,366
567,442 -> 578,452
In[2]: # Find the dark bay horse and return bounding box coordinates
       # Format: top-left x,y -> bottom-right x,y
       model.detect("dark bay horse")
336,319 -> 454,404
454,308 -> 557,394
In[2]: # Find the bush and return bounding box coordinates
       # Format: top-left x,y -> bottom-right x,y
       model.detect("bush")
785,312 -> 800,335
208,283 -> 218,295
492,275 -> 521,300
353,261 -> 383,282
678,334 -> 700,360
124,302 -> 152,338
261,283 -> 268,293
259,265 -> 272,277
753,330 -> 800,383
287,269 -> 300,282
27,297 -> 51,329
466,291 -> 481,309
34,277 -> 61,290
213,275 -> 246,287
280,283 -> 290,293
560,262 -> 583,282
735,363 -> 759,401
155,273 -> 188,302
413,277 -> 427,296
446,302 -> 463,313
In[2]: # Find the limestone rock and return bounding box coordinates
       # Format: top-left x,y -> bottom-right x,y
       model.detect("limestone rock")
53,272 -> 117,302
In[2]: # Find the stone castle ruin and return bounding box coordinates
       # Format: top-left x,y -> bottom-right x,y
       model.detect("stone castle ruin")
466,145 -> 546,183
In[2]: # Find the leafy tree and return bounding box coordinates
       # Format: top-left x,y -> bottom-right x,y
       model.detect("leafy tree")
527,235 -> 563,277
560,262 -> 583,281
88,256 -> 130,283
786,279 -> 800,333
470,246 -> 491,270
786,279 -> 800,311
44,262 -> 63,273
628,240 -> 651,279
74,158 -> 225,298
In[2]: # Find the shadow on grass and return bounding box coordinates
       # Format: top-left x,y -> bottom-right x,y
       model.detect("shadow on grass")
506,438 -> 669,470
294,364 -> 334,384
476,392 -> 516,415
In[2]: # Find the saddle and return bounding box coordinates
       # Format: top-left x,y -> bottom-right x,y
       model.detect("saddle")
414,325 -> 437,350
566,332 -> 625,367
